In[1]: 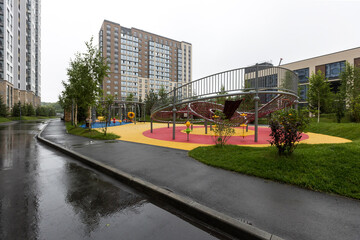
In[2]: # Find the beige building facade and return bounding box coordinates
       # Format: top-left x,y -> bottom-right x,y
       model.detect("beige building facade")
282,47 -> 360,106
99,20 -> 192,101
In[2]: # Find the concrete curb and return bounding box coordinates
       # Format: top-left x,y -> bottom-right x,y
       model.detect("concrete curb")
37,121 -> 285,240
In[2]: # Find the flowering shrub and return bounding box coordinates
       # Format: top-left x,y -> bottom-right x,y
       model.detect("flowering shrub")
268,108 -> 309,155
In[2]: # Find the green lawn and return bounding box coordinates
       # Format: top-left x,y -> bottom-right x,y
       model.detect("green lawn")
65,122 -> 120,140
189,122 -> 360,200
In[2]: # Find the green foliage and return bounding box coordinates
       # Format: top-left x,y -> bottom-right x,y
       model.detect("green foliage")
59,37 -> 109,125
212,110 -> 235,147
144,89 -> 158,115
158,85 -> 169,105
340,62 -> 360,122
41,102 -> 63,113
268,108 -> 309,155
308,70 -> 331,123
21,104 -> 27,116
96,95 -> 114,136
331,92 -> 346,123
0,95 -> 8,117
12,102 -> 21,117
126,92 -> 134,102
26,103 -> 36,116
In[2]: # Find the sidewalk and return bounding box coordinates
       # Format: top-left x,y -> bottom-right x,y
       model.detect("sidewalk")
41,119 -> 360,240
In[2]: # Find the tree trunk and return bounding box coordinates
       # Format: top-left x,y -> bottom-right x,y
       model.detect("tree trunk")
74,104 -> 78,127
317,94 -> 320,123
88,106 -> 92,130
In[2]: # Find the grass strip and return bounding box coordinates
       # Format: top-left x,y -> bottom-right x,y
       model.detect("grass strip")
65,122 -> 120,140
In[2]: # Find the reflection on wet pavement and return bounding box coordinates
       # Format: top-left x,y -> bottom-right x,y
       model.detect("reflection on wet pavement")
0,121 -> 220,239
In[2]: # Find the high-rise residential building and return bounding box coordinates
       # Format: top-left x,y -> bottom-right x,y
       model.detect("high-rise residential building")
0,0 -> 41,109
99,20 -> 192,101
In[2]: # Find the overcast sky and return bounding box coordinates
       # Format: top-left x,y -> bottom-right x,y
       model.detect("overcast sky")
41,0 -> 360,102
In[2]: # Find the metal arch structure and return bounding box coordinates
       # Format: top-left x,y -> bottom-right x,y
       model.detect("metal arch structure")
150,64 -> 299,142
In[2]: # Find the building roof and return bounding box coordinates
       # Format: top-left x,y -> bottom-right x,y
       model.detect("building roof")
282,46 -> 360,66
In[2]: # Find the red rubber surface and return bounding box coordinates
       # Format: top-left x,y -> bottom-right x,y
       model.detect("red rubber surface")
143,126 -> 309,145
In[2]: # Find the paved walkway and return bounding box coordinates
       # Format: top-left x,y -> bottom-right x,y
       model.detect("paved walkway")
42,119 -> 360,240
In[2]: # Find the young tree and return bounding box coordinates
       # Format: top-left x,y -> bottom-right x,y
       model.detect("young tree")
12,102 -> 21,117
332,92 -> 346,123
26,103 -> 36,116
158,85 -> 169,105
126,92 -> 134,102
0,95 -> 8,117
308,70 -> 331,123
59,37 -> 109,126
340,62 -> 360,122
97,95 -> 114,136
21,103 -> 28,117
211,110 -> 235,147
144,90 -> 158,115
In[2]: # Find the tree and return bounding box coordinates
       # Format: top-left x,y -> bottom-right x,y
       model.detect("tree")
97,95 -> 114,136
340,62 -> 360,122
0,95 -> 8,117
12,102 -> 21,117
59,37 -> 109,126
332,92 -> 346,123
308,70 -> 331,123
26,103 -> 36,116
144,90 -> 158,115
21,103 -> 28,117
158,85 -> 169,105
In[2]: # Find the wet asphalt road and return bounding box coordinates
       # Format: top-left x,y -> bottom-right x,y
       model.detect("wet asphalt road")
0,121 -> 221,240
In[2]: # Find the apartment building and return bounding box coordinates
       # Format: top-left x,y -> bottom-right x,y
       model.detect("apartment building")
282,47 -> 360,107
0,0 -> 41,109
99,20 -> 192,101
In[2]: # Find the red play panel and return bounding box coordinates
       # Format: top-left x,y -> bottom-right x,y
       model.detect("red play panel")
143,126 -> 309,145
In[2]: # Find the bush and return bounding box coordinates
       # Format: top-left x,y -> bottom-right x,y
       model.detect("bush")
211,110 -> 235,147
268,108 -> 309,155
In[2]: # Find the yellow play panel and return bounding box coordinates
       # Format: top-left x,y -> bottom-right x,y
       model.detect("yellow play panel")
106,122 -> 352,151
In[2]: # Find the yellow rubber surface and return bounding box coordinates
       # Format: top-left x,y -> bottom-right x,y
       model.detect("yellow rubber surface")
106,123 -> 352,151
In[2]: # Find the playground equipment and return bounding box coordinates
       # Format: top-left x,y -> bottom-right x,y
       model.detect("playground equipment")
128,112 -> 135,122
185,121 -> 191,141
92,100 -> 146,124
150,64 -> 299,142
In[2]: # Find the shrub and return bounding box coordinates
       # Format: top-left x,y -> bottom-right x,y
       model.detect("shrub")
212,110 -> 235,147
268,108 -> 309,155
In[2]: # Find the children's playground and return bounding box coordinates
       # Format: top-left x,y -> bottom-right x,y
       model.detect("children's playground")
88,65 -> 351,150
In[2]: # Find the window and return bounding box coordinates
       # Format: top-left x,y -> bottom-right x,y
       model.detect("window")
299,85 -> 308,101
325,61 -> 345,80
294,68 -> 309,83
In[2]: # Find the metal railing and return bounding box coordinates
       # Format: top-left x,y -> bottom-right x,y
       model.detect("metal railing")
150,64 -> 299,142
